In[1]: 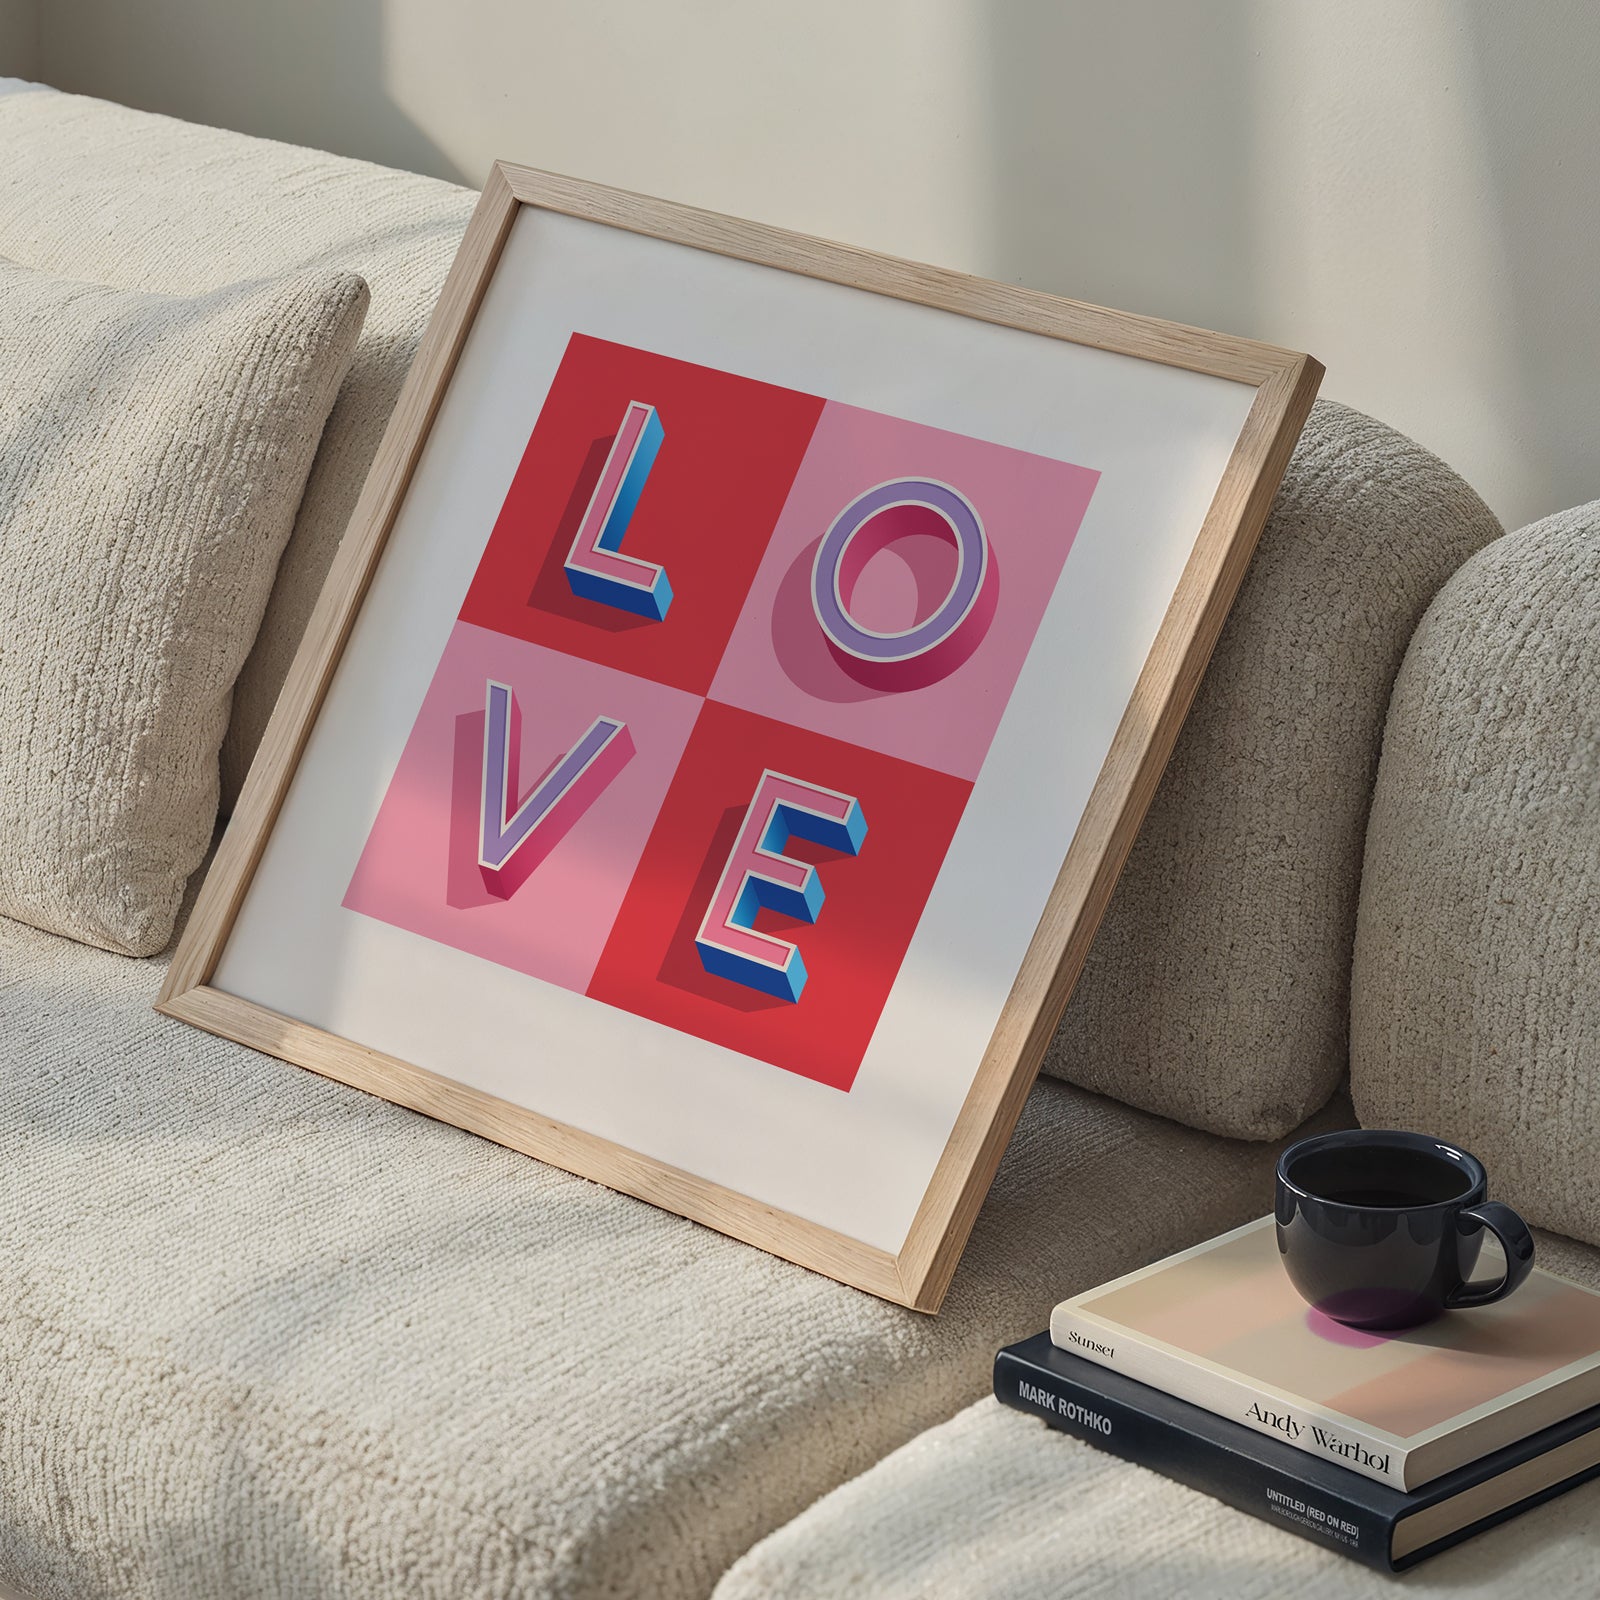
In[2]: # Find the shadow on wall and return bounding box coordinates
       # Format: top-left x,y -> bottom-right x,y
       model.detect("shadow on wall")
981,0 -> 1598,525
38,0 -> 469,184
981,0 -> 1256,333
1457,3 -> 1600,519
32,0 -> 1600,524
0,0 -> 40,79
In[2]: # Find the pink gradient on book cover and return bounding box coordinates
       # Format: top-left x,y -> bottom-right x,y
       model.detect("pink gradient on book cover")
1081,1220 -> 1600,1440
344,333 -> 1099,1089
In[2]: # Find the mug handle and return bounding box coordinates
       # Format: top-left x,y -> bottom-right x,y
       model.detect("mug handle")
1447,1201 -> 1536,1308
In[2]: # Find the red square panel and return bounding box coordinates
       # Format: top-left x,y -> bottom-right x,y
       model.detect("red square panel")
587,700 -> 972,1092
460,333 -> 823,696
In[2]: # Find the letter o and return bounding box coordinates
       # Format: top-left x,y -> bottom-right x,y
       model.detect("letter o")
810,478 -> 989,664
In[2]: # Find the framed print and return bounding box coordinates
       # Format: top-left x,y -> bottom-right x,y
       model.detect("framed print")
159,165 -> 1321,1311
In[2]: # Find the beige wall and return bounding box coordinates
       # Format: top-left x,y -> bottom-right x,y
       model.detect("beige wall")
0,0 -> 37,77
33,0 -> 1600,530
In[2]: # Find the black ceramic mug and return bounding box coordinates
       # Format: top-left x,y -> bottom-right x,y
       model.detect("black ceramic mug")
1275,1129 -> 1535,1331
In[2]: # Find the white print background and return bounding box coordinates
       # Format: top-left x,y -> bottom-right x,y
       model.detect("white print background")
217,208 -> 1255,1253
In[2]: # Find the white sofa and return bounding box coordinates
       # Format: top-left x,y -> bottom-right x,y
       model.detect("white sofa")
3,81 -> 1594,1600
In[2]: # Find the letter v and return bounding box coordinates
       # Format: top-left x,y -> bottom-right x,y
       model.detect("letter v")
478,679 -> 633,899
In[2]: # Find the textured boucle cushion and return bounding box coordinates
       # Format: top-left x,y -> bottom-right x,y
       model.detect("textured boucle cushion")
1043,400 -> 1502,1139
0,258 -> 367,955
713,1237 -> 1600,1600
1351,503 -> 1600,1242
0,890 -> 1352,1600
0,86 -> 476,808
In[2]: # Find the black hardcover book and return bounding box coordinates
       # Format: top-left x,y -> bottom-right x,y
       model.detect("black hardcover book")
996,1332 -> 1600,1572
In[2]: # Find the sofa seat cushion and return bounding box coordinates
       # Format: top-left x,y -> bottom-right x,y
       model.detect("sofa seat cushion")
1352,502 -> 1600,1246
1044,400 -> 1501,1140
714,1234 -> 1600,1600
0,86 -> 476,809
0,902 -> 1350,1600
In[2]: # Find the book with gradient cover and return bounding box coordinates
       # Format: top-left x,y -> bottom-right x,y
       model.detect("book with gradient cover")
996,1334 -> 1600,1572
1049,1217 -> 1600,1490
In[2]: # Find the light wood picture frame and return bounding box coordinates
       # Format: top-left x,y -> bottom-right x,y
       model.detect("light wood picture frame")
159,164 -> 1321,1312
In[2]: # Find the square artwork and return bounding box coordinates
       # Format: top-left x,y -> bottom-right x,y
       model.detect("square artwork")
348,332 -> 1099,1090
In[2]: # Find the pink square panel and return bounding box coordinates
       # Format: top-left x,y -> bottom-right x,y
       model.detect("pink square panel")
708,400 -> 1099,780
344,621 -> 700,993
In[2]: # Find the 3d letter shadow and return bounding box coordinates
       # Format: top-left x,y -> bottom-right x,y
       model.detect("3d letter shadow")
562,399 -> 674,621
452,681 -> 634,903
695,771 -> 867,1003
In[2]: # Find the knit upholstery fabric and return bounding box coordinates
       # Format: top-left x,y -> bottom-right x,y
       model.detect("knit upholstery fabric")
712,1235 -> 1600,1600
0,87 -> 476,809
0,892 -> 1352,1600
1044,401 -> 1502,1138
1351,503 -> 1600,1243
0,258 -> 366,955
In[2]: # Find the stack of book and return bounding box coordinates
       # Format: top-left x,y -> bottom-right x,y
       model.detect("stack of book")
996,1217 -> 1600,1572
